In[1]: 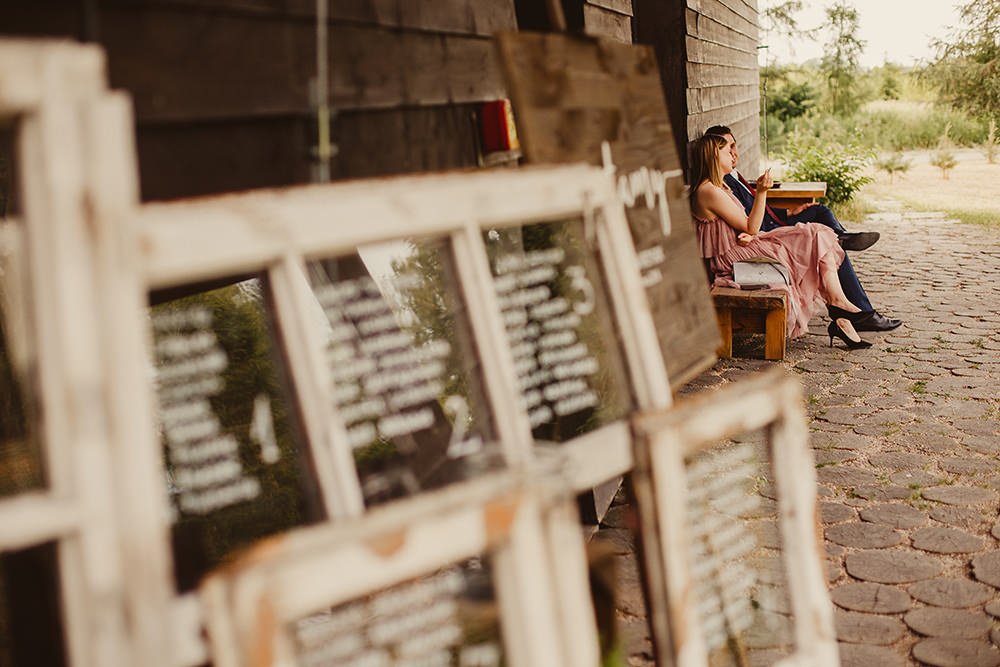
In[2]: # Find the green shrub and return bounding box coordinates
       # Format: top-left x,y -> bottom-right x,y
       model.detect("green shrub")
874,151 -> 912,183
780,139 -> 874,204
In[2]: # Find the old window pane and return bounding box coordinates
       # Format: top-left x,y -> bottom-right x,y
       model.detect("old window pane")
306,240 -> 501,507
150,276 -> 324,592
484,219 -> 633,442
292,559 -> 502,667
0,541 -> 68,667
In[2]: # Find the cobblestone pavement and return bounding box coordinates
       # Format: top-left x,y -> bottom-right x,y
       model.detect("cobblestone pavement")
603,203 -> 1000,666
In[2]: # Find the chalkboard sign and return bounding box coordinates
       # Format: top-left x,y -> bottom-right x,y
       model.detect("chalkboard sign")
200,473 -> 599,667
149,276 -> 326,592
497,31 -> 721,389
631,368 -> 838,667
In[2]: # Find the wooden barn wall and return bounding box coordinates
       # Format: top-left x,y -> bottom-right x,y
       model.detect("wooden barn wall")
633,0 -> 761,174
583,0 -> 634,43
0,0 -> 516,201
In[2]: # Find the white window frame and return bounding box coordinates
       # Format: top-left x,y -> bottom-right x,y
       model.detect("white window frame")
0,40 -> 140,667
131,164 -> 668,664
631,367 -> 838,667
200,469 -> 598,667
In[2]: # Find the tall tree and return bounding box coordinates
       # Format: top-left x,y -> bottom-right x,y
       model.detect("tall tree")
926,0 -> 1000,115
820,1 -> 865,115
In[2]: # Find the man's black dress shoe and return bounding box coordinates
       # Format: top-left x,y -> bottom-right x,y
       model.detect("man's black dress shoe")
838,231 -> 880,252
852,310 -> 902,332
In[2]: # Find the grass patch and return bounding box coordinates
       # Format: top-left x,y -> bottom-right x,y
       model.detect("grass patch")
910,380 -> 928,395
830,196 -> 880,224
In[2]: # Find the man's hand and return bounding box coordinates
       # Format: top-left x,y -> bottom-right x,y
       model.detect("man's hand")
754,169 -> 773,192
788,203 -> 818,215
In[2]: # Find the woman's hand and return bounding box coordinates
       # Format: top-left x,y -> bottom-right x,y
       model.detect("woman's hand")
737,232 -> 756,246
755,169 -> 773,192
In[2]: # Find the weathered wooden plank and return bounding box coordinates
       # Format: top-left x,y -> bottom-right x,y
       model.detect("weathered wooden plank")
587,0 -> 634,16
693,2 -> 758,41
692,14 -> 759,52
135,118 -> 311,201
696,84 -> 759,113
331,105 -> 481,179
498,32 -> 720,391
687,61 -> 759,88
686,35 -> 758,67
583,5 -> 633,43
331,27 -> 505,109
714,0 -> 757,27
686,98 -> 758,138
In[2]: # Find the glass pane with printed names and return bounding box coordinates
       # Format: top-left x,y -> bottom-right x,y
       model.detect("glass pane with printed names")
684,433 -> 794,665
292,559 -> 503,667
150,276 -> 324,592
306,241 -> 501,507
484,219 -> 633,442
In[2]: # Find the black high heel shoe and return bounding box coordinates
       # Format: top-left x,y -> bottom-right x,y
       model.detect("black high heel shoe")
828,320 -> 872,350
827,305 -> 865,322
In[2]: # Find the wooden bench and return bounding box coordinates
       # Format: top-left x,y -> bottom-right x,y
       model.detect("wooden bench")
711,286 -> 788,361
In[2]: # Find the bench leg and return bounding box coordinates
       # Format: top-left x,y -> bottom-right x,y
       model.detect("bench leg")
715,307 -> 733,359
764,308 -> 786,360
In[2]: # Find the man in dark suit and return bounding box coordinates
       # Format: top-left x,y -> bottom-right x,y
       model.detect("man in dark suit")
704,125 -> 901,332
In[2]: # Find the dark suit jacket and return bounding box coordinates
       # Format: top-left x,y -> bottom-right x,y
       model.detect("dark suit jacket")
723,172 -> 786,230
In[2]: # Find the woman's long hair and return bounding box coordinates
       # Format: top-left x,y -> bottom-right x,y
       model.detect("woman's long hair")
689,134 -> 728,207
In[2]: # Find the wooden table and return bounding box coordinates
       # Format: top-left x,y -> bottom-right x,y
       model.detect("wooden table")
766,181 -> 826,209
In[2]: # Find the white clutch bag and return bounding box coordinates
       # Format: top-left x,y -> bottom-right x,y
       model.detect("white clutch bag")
733,257 -> 791,290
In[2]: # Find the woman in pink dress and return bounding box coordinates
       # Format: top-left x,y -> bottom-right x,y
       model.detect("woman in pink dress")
690,133 -> 870,349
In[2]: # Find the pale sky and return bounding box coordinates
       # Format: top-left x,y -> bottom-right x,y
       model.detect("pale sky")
760,0 -> 964,69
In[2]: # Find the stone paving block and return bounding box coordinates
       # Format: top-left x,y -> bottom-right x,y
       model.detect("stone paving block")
825,522 -> 905,549
964,437 -> 1000,455
890,470 -> 944,487
987,600 -> 1000,619
866,409 -> 918,426
923,486 -> 999,506
941,458 -> 997,476
905,607 -> 993,638
811,432 -> 871,451
813,449 -> 858,465
834,609 -> 906,645
816,466 -> 879,487
994,519 -> 1000,541
837,642 -> 906,667
908,578 -> 995,608
973,552 -> 1000,590
852,485 -> 911,501
930,505 -> 992,530
830,582 -> 911,614
911,638 -> 1000,667
819,501 -> 856,524
911,526 -> 987,554
845,550 -> 943,584
952,419 -> 1000,437
751,520 -> 781,549
869,451 -> 934,469
859,503 -> 929,529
